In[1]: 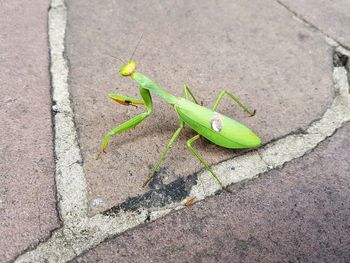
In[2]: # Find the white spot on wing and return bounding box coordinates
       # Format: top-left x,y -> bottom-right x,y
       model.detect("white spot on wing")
210,117 -> 223,132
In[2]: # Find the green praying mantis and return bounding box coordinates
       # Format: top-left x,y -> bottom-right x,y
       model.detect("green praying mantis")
98,59 -> 261,190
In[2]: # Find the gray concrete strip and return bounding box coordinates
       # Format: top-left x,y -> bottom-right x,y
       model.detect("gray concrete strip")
0,0 -> 60,262
278,0 -> 350,49
66,0 -> 334,214
73,122 -> 350,263
49,0 -> 89,224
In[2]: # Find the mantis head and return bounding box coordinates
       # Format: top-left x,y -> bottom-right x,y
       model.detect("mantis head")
119,60 -> 136,77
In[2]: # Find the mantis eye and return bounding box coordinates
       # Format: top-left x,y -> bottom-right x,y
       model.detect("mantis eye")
210,117 -> 223,132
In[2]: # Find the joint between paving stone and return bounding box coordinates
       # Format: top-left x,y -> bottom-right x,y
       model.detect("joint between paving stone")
50,0 -> 66,9
48,0 -> 89,225
45,0 -> 65,242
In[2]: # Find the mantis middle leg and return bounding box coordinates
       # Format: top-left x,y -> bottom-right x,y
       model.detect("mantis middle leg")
97,88 -> 152,159
143,120 -> 185,187
142,85 -> 199,187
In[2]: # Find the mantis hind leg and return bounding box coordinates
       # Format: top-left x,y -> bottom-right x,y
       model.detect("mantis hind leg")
212,90 -> 256,116
186,135 -> 229,191
143,120 -> 185,187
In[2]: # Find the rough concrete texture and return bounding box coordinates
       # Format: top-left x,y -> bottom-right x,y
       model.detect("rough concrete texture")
73,121 -> 350,263
65,0 -> 334,214
0,0 -> 60,262
49,0 -> 89,225
279,0 -> 350,49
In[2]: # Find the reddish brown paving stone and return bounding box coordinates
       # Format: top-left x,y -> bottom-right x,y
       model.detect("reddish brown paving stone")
0,0 -> 60,262
73,122 -> 350,262
65,0 -> 334,214
279,0 -> 350,49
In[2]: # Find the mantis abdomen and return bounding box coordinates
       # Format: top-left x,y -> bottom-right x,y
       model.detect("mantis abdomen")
175,98 -> 261,149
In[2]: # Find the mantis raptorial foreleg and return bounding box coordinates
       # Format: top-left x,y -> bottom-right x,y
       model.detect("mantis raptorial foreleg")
97,88 -> 152,159
143,120 -> 185,187
108,93 -> 145,107
99,112 -> 149,152
212,90 -> 256,116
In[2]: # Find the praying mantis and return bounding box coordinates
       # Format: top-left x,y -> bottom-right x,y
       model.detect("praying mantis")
98,60 -> 261,190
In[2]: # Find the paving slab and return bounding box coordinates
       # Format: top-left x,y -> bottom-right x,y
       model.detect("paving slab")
65,0 -> 334,214
73,121 -> 350,262
279,0 -> 350,49
0,0 -> 60,262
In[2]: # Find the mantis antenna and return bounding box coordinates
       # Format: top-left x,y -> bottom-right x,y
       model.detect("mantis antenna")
129,32 -> 144,61
106,53 -> 125,64
105,33 -> 143,64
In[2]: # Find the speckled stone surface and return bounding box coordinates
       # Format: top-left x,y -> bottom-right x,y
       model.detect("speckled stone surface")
0,0 -> 60,262
279,0 -> 350,48
73,121 -> 350,263
66,0 -> 334,214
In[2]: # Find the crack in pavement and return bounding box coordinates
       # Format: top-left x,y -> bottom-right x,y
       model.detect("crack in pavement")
276,0 -> 350,51
14,0 -> 350,262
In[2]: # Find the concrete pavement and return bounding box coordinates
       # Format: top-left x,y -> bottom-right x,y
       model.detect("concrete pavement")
1,0 -> 350,262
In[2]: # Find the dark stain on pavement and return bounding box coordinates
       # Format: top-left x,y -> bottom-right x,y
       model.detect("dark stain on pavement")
103,173 -> 198,217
